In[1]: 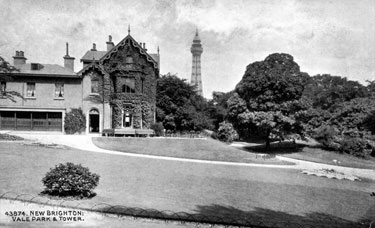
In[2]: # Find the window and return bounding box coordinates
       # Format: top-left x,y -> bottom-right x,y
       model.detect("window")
122,78 -> 135,93
0,82 -> 6,95
125,56 -> 133,64
125,56 -> 134,69
26,82 -> 36,97
31,63 -> 38,70
91,78 -> 99,93
141,78 -> 144,93
55,83 -> 64,98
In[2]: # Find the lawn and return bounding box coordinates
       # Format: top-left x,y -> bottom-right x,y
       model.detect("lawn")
0,142 -> 374,227
282,147 -> 375,169
237,141 -> 375,169
92,137 -> 292,165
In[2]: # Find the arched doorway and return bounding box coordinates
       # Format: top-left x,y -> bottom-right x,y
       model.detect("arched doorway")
89,109 -> 99,133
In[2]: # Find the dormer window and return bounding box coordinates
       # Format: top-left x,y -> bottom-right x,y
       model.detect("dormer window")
31,63 -> 42,70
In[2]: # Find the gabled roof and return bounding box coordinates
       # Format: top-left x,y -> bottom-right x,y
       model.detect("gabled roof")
3,63 -> 78,77
80,51 -> 107,62
99,35 -> 159,69
77,62 -> 107,76
149,54 -> 159,63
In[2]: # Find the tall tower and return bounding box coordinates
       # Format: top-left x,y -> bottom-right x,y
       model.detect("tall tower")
190,29 -> 203,96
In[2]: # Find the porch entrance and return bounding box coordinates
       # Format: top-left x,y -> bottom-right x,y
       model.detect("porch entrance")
123,112 -> 132,128
89,109 -> 99,133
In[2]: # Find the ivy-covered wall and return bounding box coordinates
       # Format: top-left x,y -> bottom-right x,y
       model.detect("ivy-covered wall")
100,37 -> 158,129
111,97 -> 154,129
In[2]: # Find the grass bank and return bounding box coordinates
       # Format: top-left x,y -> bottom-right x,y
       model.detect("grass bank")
92,137 -> 292,165
282,147 -> 375,169
0,142 -> 374,226
236,141 -> 375,169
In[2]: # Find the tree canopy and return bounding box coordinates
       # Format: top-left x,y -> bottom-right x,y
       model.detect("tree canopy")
156,73 -> 213,131
236,53 -> 309,111
329,97 -> 375,134
229,53 -> 310,148
207,90 -> 234,129
303,74 -> 368,110
0,56 -> 18,73
0,56 -> 23,102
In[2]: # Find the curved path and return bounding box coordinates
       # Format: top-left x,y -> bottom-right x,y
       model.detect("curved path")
8,132 -> 375,180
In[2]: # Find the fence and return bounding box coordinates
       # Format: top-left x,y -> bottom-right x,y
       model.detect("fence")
0,192 -> 371,228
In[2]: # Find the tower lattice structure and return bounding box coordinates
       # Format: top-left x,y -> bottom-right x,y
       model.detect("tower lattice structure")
190,29 -> 203,96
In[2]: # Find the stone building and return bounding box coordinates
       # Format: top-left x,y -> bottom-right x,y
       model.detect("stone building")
0,30 -> 159,135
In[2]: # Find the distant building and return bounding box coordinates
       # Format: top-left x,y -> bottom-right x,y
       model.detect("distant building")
190,29 -> 203,96
0,29 -> 160,135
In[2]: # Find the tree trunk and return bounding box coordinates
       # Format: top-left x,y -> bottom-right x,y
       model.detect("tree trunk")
265,130 -> 271,151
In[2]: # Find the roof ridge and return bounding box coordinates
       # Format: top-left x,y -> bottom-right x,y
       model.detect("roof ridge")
99,34 -> 158,69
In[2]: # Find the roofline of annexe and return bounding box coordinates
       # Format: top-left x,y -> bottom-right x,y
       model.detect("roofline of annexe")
0,72 -> 81,78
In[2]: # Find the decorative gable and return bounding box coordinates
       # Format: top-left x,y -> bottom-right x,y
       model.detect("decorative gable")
100,35 -> 158,73
80,32 -> 158,131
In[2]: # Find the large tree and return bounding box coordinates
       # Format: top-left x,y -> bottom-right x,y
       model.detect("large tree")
329,97 -> 375,134
0,56 -> 23,102
229,53 -> 310,149
303,74 -> 368,110
206,90 -> 234,129
156,73 -> 213,131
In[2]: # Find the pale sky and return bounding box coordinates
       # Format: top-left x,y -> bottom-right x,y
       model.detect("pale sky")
1,0 -> 375,98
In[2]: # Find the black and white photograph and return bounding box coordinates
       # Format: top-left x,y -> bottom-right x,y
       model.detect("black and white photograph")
0,0 -> 374,227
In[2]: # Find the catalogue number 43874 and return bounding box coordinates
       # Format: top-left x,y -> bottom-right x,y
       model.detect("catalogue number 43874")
5,211 -> 27,216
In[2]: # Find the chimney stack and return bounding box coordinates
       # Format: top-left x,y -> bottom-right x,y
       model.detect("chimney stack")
143,43 -> 147,51
91,43 -> 97,51
63,42 -> 75,71
13,50 -> 27,66
106,35 -> 114,51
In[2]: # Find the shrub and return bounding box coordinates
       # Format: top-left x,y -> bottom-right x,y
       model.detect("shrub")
367,139 -> 375,157
314,125 -> 340,150
64,108 -> 86,134
363,110 -> 375,134
217,121 -> 239,143
42,162 -> 100,198
151,122 -> 164,136
211,131 -> 218,140
339,138 -> 373,159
